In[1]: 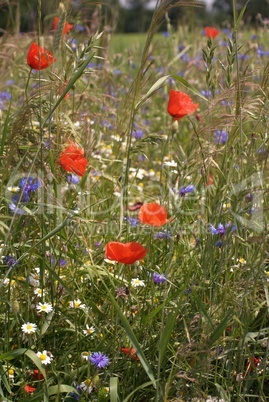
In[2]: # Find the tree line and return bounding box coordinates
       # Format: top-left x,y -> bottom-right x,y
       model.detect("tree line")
0,0 -> 269,34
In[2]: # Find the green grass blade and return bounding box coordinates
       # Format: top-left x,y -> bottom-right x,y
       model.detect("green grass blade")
135,74 -> 208,110
0,103 -> 11,157
110,377 -> 120,402
48,384 -> 77,396
123,381 -> 157,402
42,51 -> 96,127
158,313 -> 176,366
102,279 -> 156,388
209,311 -> 233,345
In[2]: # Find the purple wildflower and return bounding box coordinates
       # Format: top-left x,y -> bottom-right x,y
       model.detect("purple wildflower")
89,352 -> 109,368
213,130 -> 228,144
67,174 -> 80,184
153,272 -> 167,283
209,223 -> 236,235
154,231 -> 171,240
132,129 -> 144,139
19,177 -> 40,193
5,256 -> 18,267
179,185 -> 196,196
123,217 -> 139,227
210,223 -> 226,235
9,202 -> 25,215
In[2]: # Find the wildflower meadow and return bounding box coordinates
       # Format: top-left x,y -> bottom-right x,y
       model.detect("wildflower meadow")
1,0 -> 269,401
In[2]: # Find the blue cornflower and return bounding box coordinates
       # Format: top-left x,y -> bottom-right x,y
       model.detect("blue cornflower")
67,174 -> 80,184
210,223 -> 226,235
179,185 -> 196,196
59,258 -> 67,267
153,272 -> 167,283
9,202 -> 25,215
215,240 -> 223,248
213,129 -> 228,144
5,255 -> 18,267
0,91 -> 11,109
123,217 -> 139,227
89,352 -> 109,368
185,288 -> 191,294
209,223 -> 236,235
200,90 -> 213,98
19,177 -> 40,195
132,129 -> 144,139
74,24 -> 85,32
257,47 -> 269,57
154,231 -> 171,240
68,391 -> 80,400
12,192 -> 30,203
213,130 -> 228,144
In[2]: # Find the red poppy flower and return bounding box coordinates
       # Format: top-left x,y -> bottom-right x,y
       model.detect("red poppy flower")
31,369 -> 45,381
138,202 -> 171,227
206,173 -> 214,187
58,142 -> 88,176
27,42 -> 56,70
53,17 -> 73,35
167,90 -> 198,120
245,357 -> 261,376
121,347 -> 140,360
105,242 -> 147,264
204,26 -> 219,39
24,385 -> 36,393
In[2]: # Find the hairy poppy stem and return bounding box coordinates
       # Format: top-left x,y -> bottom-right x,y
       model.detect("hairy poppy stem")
25,68 -> 32,101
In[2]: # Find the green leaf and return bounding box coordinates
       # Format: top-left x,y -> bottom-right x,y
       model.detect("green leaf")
158,313 -> 176,366
0,348 -> 27,361
123,381 -> 157,402
0,362 -> 11,394
209,311 -> 233,345
40,312 -> 54,335
110,377 -> 120,402
24,350 -> 47,381
48,384 -> 77,396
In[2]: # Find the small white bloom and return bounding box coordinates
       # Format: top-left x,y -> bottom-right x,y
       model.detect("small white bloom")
80,379 -> 93,394
36,350 -> 53,365
68,299 -> 86,310
28,269 -> 40,287
34,288 -> 48,297
8,369 -> 15,382
36,302 -> 53,314
83,325 -> 95,336
131,278 -> 145,288
81,351 -> 90,360
163,160 -> 177,167
21,322 -> 37,334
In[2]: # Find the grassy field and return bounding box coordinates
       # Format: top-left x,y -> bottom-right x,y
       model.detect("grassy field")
0,1 -> 269,401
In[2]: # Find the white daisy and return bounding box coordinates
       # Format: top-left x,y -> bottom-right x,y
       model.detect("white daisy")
34,288 -> 47,297
36,350 -> 53,365
81,351 -> 90,361
80,379 -> 93,394
131,278 -> 145,288
36,302 -> 53,314
68,299 -> 86,310
83,325 -> 95,336
21,322 -> 37,334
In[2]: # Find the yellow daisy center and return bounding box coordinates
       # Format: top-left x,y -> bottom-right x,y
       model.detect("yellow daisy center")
39,354 -> 47,361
